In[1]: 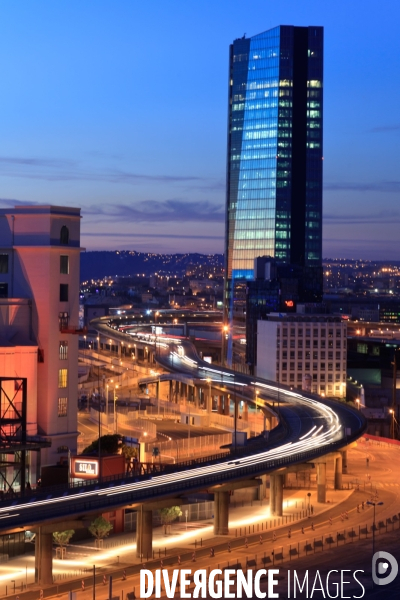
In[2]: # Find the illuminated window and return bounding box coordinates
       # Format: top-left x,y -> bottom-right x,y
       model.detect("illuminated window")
58,369 -> 68,388
58,397 -> 68,417
59,341 -> 68,360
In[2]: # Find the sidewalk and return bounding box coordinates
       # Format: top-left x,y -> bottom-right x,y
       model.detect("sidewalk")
0,487 -> 354,594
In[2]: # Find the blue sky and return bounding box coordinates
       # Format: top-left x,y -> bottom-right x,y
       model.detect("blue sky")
0,1 -> 399,259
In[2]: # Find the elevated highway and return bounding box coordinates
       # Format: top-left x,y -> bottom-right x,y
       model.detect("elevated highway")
0,320 -> 365,534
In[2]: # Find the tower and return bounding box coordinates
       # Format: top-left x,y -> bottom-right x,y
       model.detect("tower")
0,205 -> 81,468
224,25 -> 324,339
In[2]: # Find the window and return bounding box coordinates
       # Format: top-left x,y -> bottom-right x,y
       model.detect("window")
282,328 -> 287,337
298,340 -> 303,349
313,329 -> 318,337
58,397 -> 68,417
60,226 -> 69,245
58,369 -> 68,388
290,328 -> 295,337
0,283 -> 8,298
290,362 -> 295,371
60,284 -> 69,302
289,373 -> 295,382
282,362 -> 287,371
60,255 -> 69,274
0,254 -> 9,274
59,341 -> 68,360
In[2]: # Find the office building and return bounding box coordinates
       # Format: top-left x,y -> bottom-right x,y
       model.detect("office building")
0,205 -> 81,476
257,314 -> 347,398
224,25 -> 324,331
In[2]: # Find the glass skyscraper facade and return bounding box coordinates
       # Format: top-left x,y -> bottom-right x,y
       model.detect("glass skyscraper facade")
224,25 -> 324,322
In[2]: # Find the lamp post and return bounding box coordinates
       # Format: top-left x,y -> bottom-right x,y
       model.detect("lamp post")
366,498 -> 384,588
356,398 -> 360,410
389,408 -> 395,439
221,324 -> 228,367
106,384 -> 109,428
113,385 -> 119,433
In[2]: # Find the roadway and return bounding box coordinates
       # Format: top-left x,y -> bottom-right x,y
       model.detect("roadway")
0,330 -> 365,533
2,440 -> 399,598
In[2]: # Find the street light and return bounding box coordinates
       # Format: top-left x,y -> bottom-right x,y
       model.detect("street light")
366,498 -> 384,586
221,324 -> 228,367
389,408 -> 395,439
113,385 -> 119,433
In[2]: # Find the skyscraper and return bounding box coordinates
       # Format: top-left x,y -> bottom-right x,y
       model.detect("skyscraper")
224,25 -> 324,331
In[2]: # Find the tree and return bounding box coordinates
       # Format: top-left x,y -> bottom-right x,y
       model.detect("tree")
82,434 -> 121,455
53,530 -> 74,559
159,506 -> 182,535
88,516 -> 113,547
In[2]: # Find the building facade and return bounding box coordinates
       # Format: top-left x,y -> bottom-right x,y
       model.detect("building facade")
256,315 -> 347,398
224,25 -> 324,325
0,205 -> 81,471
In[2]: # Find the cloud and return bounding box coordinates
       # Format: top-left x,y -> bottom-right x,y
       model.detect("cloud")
0,197 -> 39,208
82,231 -> 223,240
324,210 -> 400,225
324,181 -> 400,193
0,155 -> 210,186
82,199 -> 225,223
369,124 -> 400,133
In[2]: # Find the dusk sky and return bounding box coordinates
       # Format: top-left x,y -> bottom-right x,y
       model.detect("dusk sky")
0,1 -> 399,259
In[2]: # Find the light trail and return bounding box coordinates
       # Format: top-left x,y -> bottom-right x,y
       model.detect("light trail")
0,319 -> 365,529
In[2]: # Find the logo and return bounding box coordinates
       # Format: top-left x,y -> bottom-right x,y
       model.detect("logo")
372,551 -> 398,586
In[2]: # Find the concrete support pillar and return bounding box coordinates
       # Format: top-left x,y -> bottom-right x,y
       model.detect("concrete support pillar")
218,395 -> 223,415
334,455 -> 343,490
208,388 -> 212,413
270,473 -> 284,516
317,462 -> 326,503
257,474 -> 268,501
35,528 -> 53,585
214,491 -> 230,535
169,380 -> 173,402
341,450 -> 348,474
136,506 -> 153,559
243,402 -> 248,422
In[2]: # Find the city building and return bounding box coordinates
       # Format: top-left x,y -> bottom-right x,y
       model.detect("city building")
256,314 -> 347,398
223,25 -> 324,359
0,205 -> 82,477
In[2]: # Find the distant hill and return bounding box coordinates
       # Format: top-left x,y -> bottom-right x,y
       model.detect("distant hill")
80,251 -> 224,282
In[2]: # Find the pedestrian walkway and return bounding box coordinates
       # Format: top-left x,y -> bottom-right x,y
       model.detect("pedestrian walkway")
0,487 -> 354,593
